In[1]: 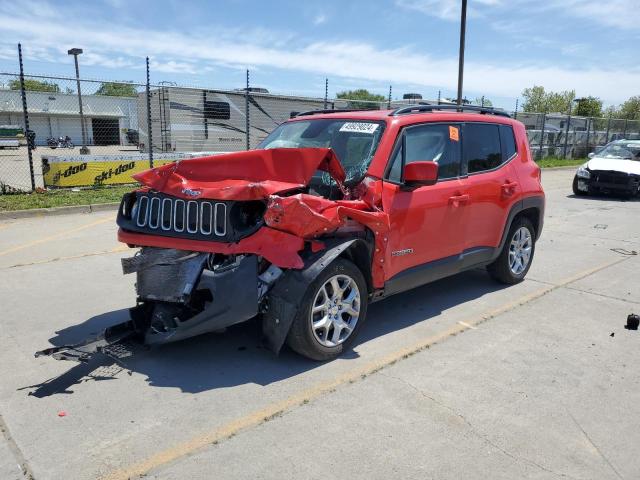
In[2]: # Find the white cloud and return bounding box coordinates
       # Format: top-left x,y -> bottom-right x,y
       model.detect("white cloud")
395,0 -> 501,20
1,0 -> 638,104
313,13 -> 328,25
532,0 -> 640,31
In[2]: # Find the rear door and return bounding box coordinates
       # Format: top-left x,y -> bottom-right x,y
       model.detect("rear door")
382,122 -> 469,283
461,123 -> 521,254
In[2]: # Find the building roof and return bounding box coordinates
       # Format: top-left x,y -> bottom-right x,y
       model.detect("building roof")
0,89 -> 136,117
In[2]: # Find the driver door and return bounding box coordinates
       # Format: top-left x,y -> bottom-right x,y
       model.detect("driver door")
382,123 -> 469,290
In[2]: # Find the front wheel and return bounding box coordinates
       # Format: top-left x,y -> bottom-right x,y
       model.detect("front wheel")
286,258 -> 368,361
572,176 -> 587,196
487,217 -> 536,284
67,142 -> 74,149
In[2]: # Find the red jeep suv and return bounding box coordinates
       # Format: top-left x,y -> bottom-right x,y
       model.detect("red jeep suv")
105,105 -> 544,361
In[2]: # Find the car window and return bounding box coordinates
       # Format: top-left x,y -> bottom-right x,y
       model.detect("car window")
387,124 -> 461,182
258,119 -> 385,184
499,125 -> 517,159
464,123 -> 503,174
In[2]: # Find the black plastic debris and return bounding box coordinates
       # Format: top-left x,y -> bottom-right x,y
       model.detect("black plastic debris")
593,224 -> 608,229
610,332 -> 615,337
625,314 -> 639,331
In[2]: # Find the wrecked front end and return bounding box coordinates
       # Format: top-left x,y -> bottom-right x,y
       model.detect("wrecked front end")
37,147 -> 389,362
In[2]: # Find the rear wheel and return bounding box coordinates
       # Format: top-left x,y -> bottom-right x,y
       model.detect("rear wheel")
286,258 -> 368,361
487,217 -> 536,284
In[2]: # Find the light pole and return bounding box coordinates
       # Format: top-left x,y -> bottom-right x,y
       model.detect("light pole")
456,0 -> 467,108
562,97 -> 585,158
68,48 -> 89,154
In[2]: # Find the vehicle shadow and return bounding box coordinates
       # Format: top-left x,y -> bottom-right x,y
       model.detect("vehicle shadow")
23,269 -> 507,398
567,193 -> 640,202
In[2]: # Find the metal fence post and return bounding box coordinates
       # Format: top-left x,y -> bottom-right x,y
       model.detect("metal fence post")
513,99 -> 518,120
605,114 -> 611,144
323,78 -> 328,109
585,117 -> 591,155
387,85 -> 392,109
437,90 -> 441,105
562,105 -> 572,158
146,57 -> 153,168
480,95 -> 484,107
245,69 -> 250,150
538,112 -> 546,161
622,119 -> 628,138
17,43 -> 36,192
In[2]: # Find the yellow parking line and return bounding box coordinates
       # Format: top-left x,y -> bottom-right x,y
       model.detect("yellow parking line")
0,216 -> 113,257
3,245 -> 129,269
102,255 -> 628,480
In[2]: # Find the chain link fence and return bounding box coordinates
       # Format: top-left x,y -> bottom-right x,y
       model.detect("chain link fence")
2,52 -> 639,194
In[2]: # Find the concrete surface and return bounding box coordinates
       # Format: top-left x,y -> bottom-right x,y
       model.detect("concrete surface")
0,169 -> 638,480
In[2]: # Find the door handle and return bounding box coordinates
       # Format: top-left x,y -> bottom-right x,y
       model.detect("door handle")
501,181 -> 518,196
449,194 -> 470,207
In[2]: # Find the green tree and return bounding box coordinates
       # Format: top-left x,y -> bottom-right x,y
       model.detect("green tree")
573,96 -> 602,117
95,82 -> 138,97
521,85 -> 575,114
9,79 -> 60,93
473,97 -> 493,107
336,89 -> 385,109
619,96 -> 640,120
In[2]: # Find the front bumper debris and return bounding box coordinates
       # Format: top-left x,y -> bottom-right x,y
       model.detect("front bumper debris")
35,321 -> 137,362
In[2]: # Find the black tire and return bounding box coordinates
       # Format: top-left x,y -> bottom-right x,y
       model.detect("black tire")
487,217 -> 536,285
286,258 -> 368,361
572,176 -> 586,196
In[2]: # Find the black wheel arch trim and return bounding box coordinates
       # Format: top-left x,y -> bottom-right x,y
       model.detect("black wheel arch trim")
495,195 -> 545,257
261,237 -> 373,354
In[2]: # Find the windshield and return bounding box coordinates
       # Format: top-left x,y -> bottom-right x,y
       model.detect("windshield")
596,143 -> 640,160
258,119 -> 386,183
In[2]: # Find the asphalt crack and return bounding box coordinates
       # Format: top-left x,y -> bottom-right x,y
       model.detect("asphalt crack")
568,412 -> 625,480
380,372 -> 583,480
0,413 -> 35,479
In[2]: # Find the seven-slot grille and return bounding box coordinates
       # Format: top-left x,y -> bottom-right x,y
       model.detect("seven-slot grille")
134,195 -> 226,236
118,192 -> 231,241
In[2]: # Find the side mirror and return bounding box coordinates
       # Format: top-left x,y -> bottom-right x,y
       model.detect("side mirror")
587,152 -> 595,158
403,161 -> 438,187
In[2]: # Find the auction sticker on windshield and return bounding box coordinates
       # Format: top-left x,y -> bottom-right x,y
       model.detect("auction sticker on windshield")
339,122 -> 379,134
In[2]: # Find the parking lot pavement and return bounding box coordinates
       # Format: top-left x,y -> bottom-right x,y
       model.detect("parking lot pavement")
0,168 -> 638,480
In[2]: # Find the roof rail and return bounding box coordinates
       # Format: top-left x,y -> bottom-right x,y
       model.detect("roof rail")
390,104 -> 511,118
295,108 -> 377,117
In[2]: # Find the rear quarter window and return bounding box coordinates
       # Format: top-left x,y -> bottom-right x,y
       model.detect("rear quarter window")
499,125 -> 517,159
464,123 -> 502,173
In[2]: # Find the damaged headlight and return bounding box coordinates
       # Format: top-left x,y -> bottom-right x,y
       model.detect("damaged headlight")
576,164 -> 591,179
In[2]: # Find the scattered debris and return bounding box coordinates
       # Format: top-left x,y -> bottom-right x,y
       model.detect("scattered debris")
57,411 -> 66,417
610,248 -> 638,256
610,332 -> 615,337
625,314 -> 639,331
593,224 -> 608,229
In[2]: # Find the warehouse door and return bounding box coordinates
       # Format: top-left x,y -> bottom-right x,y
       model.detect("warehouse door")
92,118 -> 120,145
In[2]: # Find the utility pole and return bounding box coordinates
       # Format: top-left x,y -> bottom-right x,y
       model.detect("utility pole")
456,0 -> 467,108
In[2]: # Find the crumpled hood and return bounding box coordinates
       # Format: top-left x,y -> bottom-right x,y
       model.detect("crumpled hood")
587,157 -> 640,175
133,148 -> 346,201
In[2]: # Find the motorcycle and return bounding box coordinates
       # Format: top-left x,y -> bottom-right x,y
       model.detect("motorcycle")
46,135 -> 74,149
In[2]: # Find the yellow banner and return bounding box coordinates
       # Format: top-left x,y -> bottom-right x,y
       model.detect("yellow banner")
43,159 -> 178,187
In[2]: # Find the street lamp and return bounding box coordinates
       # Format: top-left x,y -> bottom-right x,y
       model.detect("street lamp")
68,48 -> 89,154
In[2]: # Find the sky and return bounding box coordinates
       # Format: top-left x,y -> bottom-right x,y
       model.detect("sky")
0,0 -> 638,109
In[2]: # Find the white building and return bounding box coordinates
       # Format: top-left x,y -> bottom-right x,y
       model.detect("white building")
0,89 -> 138,146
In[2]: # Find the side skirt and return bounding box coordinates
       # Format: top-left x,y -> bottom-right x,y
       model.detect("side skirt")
380,246 -> 496,299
